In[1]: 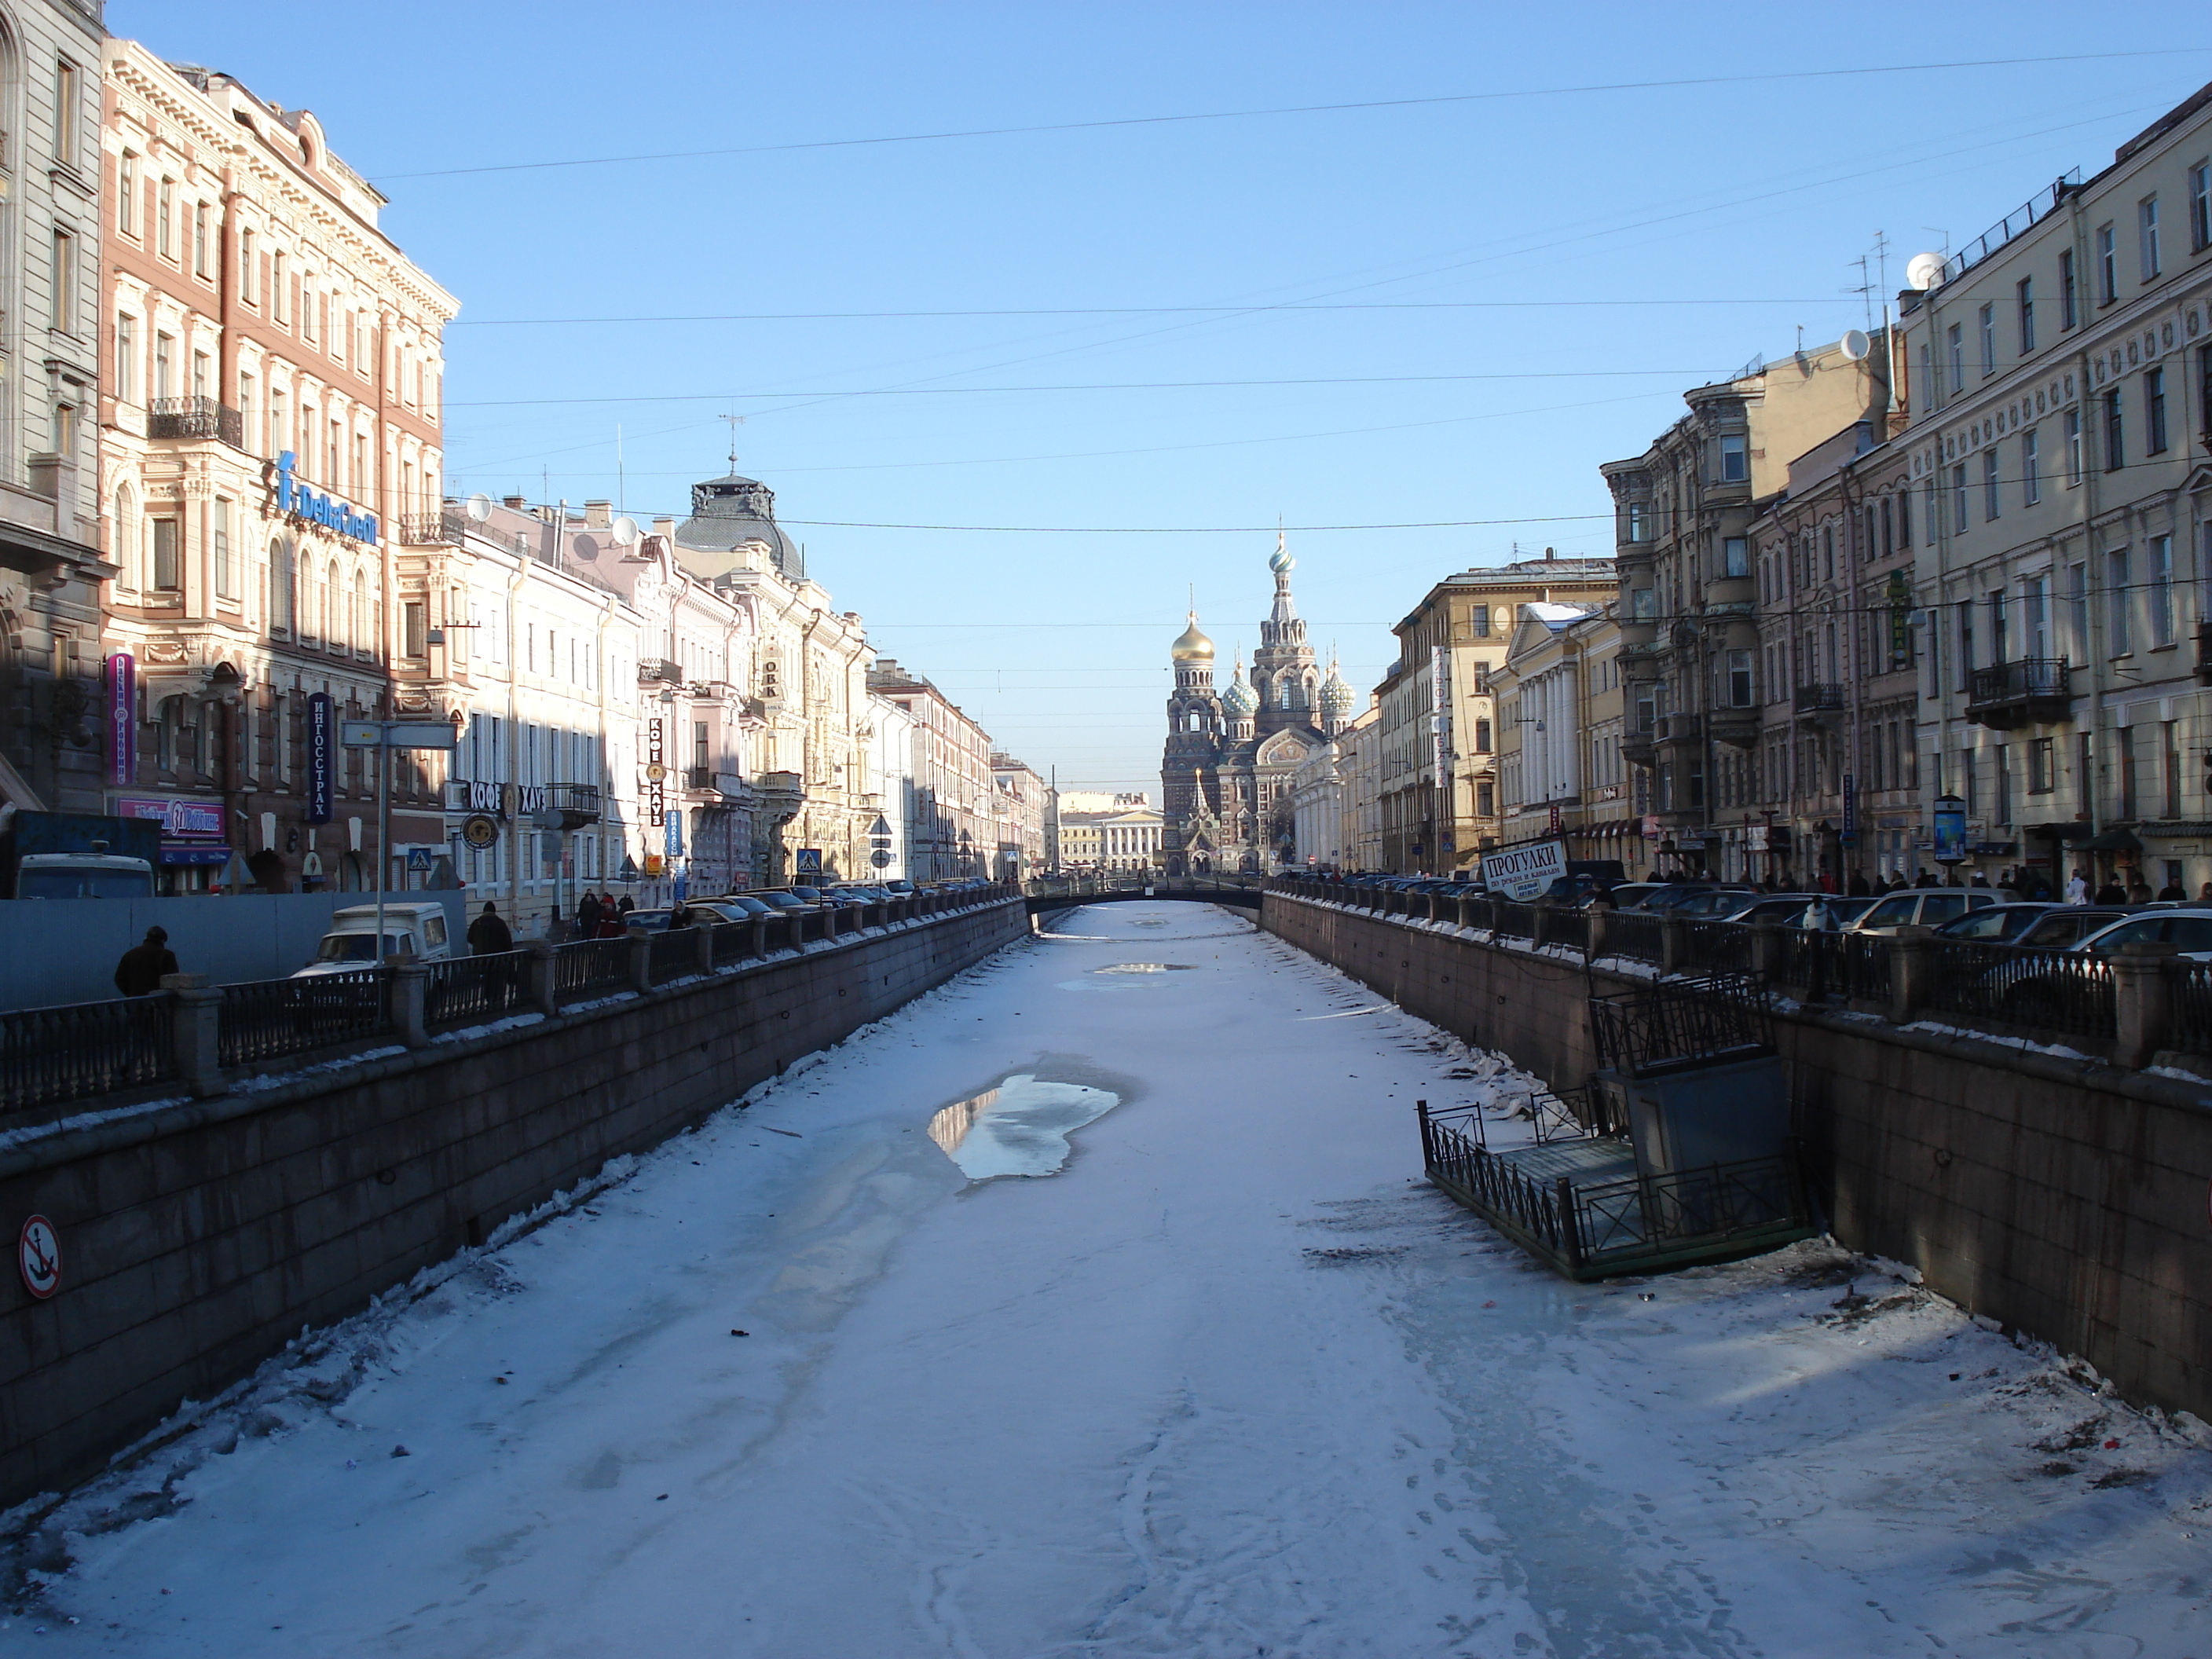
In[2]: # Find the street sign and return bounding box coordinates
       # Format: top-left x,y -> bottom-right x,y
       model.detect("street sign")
18,1214 -> 60,1299
796,848 -> 823,877
868,815 -> 892,840
342,720 -> 459,750
340,720 -> 382,748
407,848 -> 434,872
870,849 -> 893,869
461,814 -> 500,850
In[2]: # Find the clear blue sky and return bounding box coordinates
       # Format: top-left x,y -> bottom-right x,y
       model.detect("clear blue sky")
111,2 -> 2212,790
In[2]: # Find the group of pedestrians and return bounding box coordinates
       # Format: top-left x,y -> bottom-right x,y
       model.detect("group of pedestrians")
569,891 -> 635,941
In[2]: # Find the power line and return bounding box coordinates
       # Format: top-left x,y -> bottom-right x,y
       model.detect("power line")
778,515 -> 1614,534
372,52 -> 2199,181
449,298 -> 1841,327
445,368 -> 1721,409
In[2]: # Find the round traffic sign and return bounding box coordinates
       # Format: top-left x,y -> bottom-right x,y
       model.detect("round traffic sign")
870,849 -> 893,868
461,813 -> 500,850
18,1215 -> 60,1299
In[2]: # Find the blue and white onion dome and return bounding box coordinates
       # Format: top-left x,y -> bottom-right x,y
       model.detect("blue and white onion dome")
1269,532 -> 1295,575
1221,652 -> 1259,717
1319,654 -> 1355,720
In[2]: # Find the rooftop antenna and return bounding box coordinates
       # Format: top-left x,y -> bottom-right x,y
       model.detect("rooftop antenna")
616,423 -> 625,515
723,412 -> 744,473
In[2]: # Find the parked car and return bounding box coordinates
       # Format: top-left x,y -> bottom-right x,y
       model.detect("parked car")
2069,909 -> 2212,960
1587,882 -> 1664,910
1713,893 -> 1824,925
705,893 -> 777,918
750,888 -> 826,914
1931,902 -> 2062,942
1844,888 -> 2005,935
1971,907 -> 2212,1026
2013,906 -> 2136,948
295,901 -> 455,975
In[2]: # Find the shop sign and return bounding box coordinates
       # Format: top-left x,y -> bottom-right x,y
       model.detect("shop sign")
1887,570 -> 1912,666
646,718 -> 665,827
1745,825 -> 1770,852
104,654 -> 135,785
115,797 -> 223,838
306,693 -> 334,824
1840,774 -> 1857,846
276,451 -> 379,544
1479,838 -> 1567,901
452,778 -> 504,815
1641,815 -> 1662,841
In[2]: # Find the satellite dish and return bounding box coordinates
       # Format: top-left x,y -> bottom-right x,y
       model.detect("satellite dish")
572,533 -> 600,562
1840,328 -> 1871,361
610,515 -> 640,547
1905,251 -> 1946,291
465,493 -> 493,522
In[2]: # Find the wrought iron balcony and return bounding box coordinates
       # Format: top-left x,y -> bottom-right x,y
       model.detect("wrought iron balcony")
638,658 -> 683,686
1793,682 -> 1848,719
397,512 -> 464,548
1965,657 -> 2074,730
148,396 -> 243,446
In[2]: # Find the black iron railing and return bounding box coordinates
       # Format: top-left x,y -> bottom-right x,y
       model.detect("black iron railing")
1968,657 -> 2072,709
424,952 -> 527,1028
1920,939 -> 2115,1038
0,995 -> 176,1115
1490,900 -> 1536,941
1602,910 -> 1666,964
148,395 -> 244,446
1771,928 -> 1891,1002
649,928 -> 698,982
1680,917 -> 1755,975
1418,1104 -> 1585,1267
1588,975 -> 1774,1078
218,972 -> 390,1068
1569,1153 -> 1807,1262
2167,960 -> 2212,1053
1544,907 -> 1590,952
709,921 -> 756,969
1793,683 -> 1848,716
555,937 -> 631,999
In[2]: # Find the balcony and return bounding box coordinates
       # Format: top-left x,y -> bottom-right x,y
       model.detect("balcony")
1654,712 -> 1702,747
638,658 -> 683,687
1709,706 -> 1761,749
1620,727 -> 1657,768
148,396 -> 243,446
1793,682 -> 1848,720
1965,657 -> 2075,730
397,512 -> 461,548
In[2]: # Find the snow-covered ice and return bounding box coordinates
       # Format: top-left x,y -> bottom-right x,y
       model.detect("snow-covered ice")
5,903 -> 2210,1656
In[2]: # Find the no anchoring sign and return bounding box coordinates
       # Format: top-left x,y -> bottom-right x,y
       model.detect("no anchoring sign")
18,1215 -> 60,1299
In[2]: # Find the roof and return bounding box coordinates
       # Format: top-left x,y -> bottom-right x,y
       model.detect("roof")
675,474 -> 801,577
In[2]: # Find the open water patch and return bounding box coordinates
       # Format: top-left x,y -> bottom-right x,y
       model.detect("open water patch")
927,1074 -> 1120,1180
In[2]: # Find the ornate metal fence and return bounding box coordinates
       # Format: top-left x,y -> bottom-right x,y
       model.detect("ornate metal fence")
1489,901 -> 1536,941
423,952 -> 527,1029
649,928 -> 699,982
1,995 -> 177,1115
1919,939 -> 2115,1038
1602,910 -> 1666,964
1771,928 -> 1892,1003
1588,974 -> 1774,1078
1679,918 -> 1753,976
218,972 -> 390,1068
555,937 -> 632,1000
2166,960 -> 2212,1053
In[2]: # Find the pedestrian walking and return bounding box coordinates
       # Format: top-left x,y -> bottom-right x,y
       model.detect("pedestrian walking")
467,901 -> 513,954
577,891 -> 603,939
2158,877 -> 2187,901
2066,869 -> 2090,905
1800,894 -> 1837,1004
113,927 -> 178,996
616,895 -> 635,917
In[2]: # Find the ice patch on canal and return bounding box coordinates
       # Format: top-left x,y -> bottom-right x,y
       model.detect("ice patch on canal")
926,1072 -> 1119,1179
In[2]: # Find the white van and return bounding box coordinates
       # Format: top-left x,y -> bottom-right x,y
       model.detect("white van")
295,901 -> 455,976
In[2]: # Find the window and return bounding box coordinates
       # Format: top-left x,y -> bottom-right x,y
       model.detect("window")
1898,486 -> 1913,549
1983,449 -> 2001,522
1727,650 -> 1754,707
1958,600 -> 1974,682
1979,302 -> 1995,375
2194,161 -> 2212,251
2068,562 -> 2089,655
240,229 -> 258,304
2065,407 -> 2083,485
1919,341 -> 1932,405
1946,323 -> 1964,395
2097,222 -> 2117,302
213,499 -> 233,599
302,284 -> 317,345
1627,501 -> 1649,541
2140,196 -> 2161,281
115,313 -> 137,404
2145,366 -> 2167,454
2016,276 -> 2034,353
1997,745 -> 2012,826
192,203 -> 210,278
2173,722 -> 2189,819
1952,463 -> 1968,534
2107,548 -> 2132,656
156,178 -> 174,260
153,333 -> 174,402
118,152 -> 138,236
2060,248 -> 2077,328
1719,433 -> 1748,482
273,251 -> 288,324
2021,427 -> 2041,506
237,373 -> 255,448
269,538 -> 294,634
1474,718 -> 1492,753
2030,737 -> 2055,793
1990,589 -> 2009,663
403,601 -> 427,659
1881,496 -> 1895,558
49,229 -> 73,333
2152,534 -> 2176,646
152,518 -> 179,591
269,391 -> 285,458
1723,536 -> 1749,577
2104,388 -> 2125,472
2027,574 -> 2049,657
1469,605 -> 1489,638
53,59 -> 79,167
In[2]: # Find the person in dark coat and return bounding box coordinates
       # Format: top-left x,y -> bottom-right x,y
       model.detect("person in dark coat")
1848,870 -> 1870,896
616,895 -> 635,916
467,902 -> 514,954
114,927 -> 178,996
2094,879 -> 2128,904
577,892 -> 603,939
2158,877 -> 2187,900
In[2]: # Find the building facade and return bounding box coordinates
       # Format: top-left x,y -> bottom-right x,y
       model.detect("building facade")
990,751 -> 1048,879
867,657 -> 998,881
0,0 -> 107,817
1375,554 -> 1617,873
1897,83 -> 2212,895
1603,339 -> 1889,877
97,41 -> 456,892
1490,602 -> 1634,868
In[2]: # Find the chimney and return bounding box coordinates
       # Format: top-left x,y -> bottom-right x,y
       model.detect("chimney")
502,493 -> 526,509
652,516 -> 676,540
584,499 -> 612,529
1544,546 -> 1556,561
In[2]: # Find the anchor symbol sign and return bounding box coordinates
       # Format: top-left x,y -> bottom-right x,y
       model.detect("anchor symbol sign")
17,1215 -> 60,1300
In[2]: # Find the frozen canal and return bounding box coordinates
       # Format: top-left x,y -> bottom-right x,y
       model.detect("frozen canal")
9,903 -> 2212,1657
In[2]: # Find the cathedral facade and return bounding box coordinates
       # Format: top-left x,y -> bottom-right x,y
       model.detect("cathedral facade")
1161,540 -> 1353,873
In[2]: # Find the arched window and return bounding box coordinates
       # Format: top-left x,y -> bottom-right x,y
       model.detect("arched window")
113,485 -> 137,587
269,537 -> 294,633
325,559 -> 341,648
352,569 -> 367,654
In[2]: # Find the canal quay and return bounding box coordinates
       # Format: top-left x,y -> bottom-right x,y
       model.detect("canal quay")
13,904 -> 2210,1657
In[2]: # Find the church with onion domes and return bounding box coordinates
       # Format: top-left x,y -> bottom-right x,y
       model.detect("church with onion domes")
1162,538 -> 1353,873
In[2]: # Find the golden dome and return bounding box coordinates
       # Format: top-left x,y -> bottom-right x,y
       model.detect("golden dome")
1171,610 -> 1215,663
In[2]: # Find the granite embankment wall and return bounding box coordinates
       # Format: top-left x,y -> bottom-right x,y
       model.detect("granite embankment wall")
0,898 -> 1028,1506
1261,891 -> 2212,1423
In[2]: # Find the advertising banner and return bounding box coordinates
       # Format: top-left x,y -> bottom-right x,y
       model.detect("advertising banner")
1480,838 -> 1568,901
1840,773 -> 1857,846
306,693 -> 334,824
1932,796 -> 1967,863
104,654 -> 135,786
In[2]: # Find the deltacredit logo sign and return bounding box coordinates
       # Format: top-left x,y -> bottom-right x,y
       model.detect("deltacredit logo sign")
276,451 -> 379,544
